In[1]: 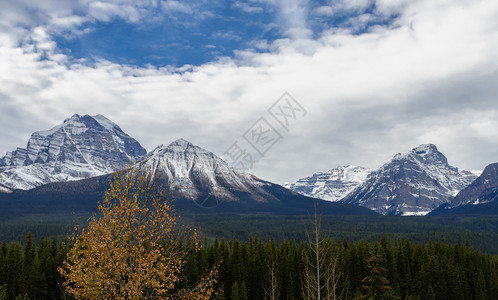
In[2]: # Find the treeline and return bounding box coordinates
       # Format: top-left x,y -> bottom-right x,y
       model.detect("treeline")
189,236 -> 497,299
2,215 -> 498,254
0,233 -> 497,299
0,233 -> 68,299
195,215 -> 498,254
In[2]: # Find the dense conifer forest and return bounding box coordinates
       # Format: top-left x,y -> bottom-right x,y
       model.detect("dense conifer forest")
0,233 -> 496,299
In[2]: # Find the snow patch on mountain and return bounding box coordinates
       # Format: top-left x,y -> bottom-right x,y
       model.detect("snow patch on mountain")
447,162 -> 498,208
284,165 -> 372,202
0,114 -> 146,192
136,139 -> 271,202
341,144 -> 478,216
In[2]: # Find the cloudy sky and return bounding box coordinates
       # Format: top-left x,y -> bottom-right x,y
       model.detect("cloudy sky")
0,0 -> 497,184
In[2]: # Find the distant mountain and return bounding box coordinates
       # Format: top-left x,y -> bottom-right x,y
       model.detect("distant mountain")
449,162 -> 498,207
430,162 -> 498,215
284,165 -> 372,202
0,139 -> 376,220
0,114 -> 146,192
341,144 -> 478,216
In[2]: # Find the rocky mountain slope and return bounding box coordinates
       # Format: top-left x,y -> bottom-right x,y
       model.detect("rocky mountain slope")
284,165 -> 372,202
341,144 -> 478,216
0,139 -> 377,219
136,138 -> 278,207
430,162 -> 498,215
449,162 -> 498,207
0,114 -> 146,192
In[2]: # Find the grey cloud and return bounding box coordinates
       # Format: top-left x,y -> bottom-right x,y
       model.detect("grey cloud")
0,0 -> 497,185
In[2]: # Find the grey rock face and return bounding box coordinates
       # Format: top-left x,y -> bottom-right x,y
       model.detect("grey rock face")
0,114 -> 146,192
449,162 -> 498,207
284,165 -> 372,202
341,144 -> 477,216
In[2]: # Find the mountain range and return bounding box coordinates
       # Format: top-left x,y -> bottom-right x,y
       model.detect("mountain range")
0,114 -> 496,218
0,117 -> 375,219
286,144 -> 493,216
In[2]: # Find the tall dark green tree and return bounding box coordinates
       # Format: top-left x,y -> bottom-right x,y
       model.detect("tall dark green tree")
358,254 -> 398,300
6,242 -> 23,299
0,284 -> 6,300
23,232 -> 38,298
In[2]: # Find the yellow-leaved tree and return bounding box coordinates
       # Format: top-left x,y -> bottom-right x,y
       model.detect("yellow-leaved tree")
59,168 -> 218,299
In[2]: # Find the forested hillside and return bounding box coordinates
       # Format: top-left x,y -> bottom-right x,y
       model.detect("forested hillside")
1,233 -> 496,299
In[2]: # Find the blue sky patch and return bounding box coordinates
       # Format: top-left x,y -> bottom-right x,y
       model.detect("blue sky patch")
52,1 -> 398,67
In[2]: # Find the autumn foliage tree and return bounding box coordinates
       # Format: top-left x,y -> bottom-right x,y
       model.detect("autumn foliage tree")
59,168 -> 218,299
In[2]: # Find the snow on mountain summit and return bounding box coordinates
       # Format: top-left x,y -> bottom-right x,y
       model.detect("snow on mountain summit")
285,165 -> 372,202
136,139 -> 271,204
342,144 -> 478,216
0,114 -> 146,192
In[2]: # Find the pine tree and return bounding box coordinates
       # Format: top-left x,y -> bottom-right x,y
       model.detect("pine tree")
358,254 -> 399,300
239,281 -> 248,300
231,281 -> 240,300
0,242 -> 6,284
6,242 -> 23,299
0,284 -> 6,300
23,232 -> 38,298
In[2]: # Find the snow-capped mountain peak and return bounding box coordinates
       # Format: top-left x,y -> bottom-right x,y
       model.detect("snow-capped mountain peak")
92,114 -> 122,132
136,139 -> 271,205
342,144 -> 478,215
0,114 -> 146,192
151,138 -> 210,155
394,144 -> 448,165
285,165 -> 372,202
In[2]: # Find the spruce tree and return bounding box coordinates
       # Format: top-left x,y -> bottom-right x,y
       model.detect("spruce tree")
23,232 -> 38,298
231,281 -> 240,300
0,284 -> 6,300
358,254 -> 399,300
6,242 -> 23,299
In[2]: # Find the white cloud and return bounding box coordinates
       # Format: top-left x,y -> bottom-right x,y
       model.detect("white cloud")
161,0 -> 193,14
0,0 -> 497,184
233,1 -> 264,14
313,6 -> 334,17
276,0 -> 312,38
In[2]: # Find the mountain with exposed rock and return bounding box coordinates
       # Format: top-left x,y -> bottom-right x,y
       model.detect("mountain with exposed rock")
0,114 -> 489,218
430,162 -> 498,215
284,165 -> 372,202
0,138 -> 376,219
0,114 -> 146,193
136,138 -> 279,207
341,144 -> 478,216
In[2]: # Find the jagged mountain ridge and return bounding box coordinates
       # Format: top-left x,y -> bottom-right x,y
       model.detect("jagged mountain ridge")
429,162 -> 498,215
450,162 -> 498,207
0,139 -> 377,219
341,144 -> 478,216
284,165 -> 372,202
0,114 -> 486,216
0,114 -> 146,192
